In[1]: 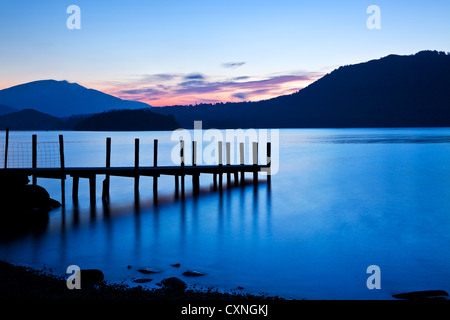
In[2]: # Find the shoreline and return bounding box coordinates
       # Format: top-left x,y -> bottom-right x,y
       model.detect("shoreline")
0,260 -> 282,301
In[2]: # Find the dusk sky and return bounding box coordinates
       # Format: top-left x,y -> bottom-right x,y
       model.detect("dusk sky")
1,0 -> 449,106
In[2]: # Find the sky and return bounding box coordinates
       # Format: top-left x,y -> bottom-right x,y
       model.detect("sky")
1,0 -> 449,106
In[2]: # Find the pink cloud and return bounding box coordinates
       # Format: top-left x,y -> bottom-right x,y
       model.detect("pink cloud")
104,72 -> 323,106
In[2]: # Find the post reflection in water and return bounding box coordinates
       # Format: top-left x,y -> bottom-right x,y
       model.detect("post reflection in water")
37,176 -> 273,291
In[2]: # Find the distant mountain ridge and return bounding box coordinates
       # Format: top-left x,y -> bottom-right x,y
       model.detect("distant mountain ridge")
0,80 -> 151,117
0,109 -> 62,130
1,50 -> 449,129
151,50 -> 450,128
0,104 -> 17,116
0,108 -> 180,131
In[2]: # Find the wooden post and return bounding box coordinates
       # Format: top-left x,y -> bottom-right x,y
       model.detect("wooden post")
153,139 -> 158,202
252,142 -> 258,187
218,141 -> 223,192
240,142 -> 245,185
267,142 -> 271,186
175,175 -> 179,198
32,134 -> 37,185
89,175 -> 96,207
102,137 -> 111,201
134,138 -> 139,195
232,141 -> 238,186
154,139 -> 158,167
72,176 -> 79,203
59,134 -> 65,207
4,128 -> 9,169
180,140 -> 185,199
213,173 -> 217,191
192,141 -> 199,195
226,142 -> 231,188
193,174 -> 200,195
59,135 -> 65,169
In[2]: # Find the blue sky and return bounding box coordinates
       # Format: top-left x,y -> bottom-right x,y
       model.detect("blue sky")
1,0 -> 449,105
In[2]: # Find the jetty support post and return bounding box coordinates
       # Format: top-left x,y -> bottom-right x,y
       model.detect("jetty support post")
240,142 -> 245,185
233,142 -> 239,186
89,174 -> 96,207
267,142 -> 271,187
4,128 -> 9,169
213,173 -> 217,191
153,139 -> 158,202
102,137 -> 111,202
226,142 -> 231,188
32,134 -> 37,185
252,142 -> 258,187
218,141 -> 223,192
59,134 -> 66,207
192,141 -> 200,196
72,176 -> 79,204
134,138 -> 140,197
175,174 -> 179,198
180,140 -> 185,199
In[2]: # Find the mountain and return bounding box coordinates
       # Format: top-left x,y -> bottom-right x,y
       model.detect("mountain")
0,109 -> 63,130
2,51 -> 449,129
152,50 -> 450,128
0,104 -> 17,116
0,80 -> 151,117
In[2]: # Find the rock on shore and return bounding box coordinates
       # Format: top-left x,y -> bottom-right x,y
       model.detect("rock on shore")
0,260 -> 278,301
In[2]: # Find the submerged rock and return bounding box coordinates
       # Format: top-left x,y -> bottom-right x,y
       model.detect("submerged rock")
80,269 -> 104,285
161,277 -> 187,292
137,267 -> 163,274
392,290 -> 449,300
132,278 -> 152,284
182,270 -> 206,277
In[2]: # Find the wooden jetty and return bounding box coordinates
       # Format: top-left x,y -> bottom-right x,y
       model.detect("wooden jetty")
1,133 -> 271,207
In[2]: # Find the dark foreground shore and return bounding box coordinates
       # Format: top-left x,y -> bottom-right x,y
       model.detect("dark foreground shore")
0,260 -> 280,301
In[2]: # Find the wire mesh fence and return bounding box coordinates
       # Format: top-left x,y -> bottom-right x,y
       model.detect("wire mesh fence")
0,141 -> 61,168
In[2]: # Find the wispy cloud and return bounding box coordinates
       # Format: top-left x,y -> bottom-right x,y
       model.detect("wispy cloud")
221,62 -> 246,69
231,92 -> 248,100
183,73 -> 205,80
104,70 -> 323,106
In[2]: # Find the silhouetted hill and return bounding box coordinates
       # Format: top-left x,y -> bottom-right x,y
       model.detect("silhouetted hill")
0,80 -> 151,117
0,108 -> 180,131
2,51 -> 449,129
73,109 -> 180,131
0,104 -> 16,116
152,50 -> 450,128
0,109 -> 63,130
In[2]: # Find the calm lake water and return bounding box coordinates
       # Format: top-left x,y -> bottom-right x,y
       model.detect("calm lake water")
1,128 -> 450,300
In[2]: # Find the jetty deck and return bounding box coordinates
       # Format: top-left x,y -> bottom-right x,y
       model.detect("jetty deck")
1,132 -> 272,206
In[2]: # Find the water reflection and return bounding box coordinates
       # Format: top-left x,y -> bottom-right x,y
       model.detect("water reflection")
29,176 -> 271,269
3,129 -> 449,299
311,133 -> 450,144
